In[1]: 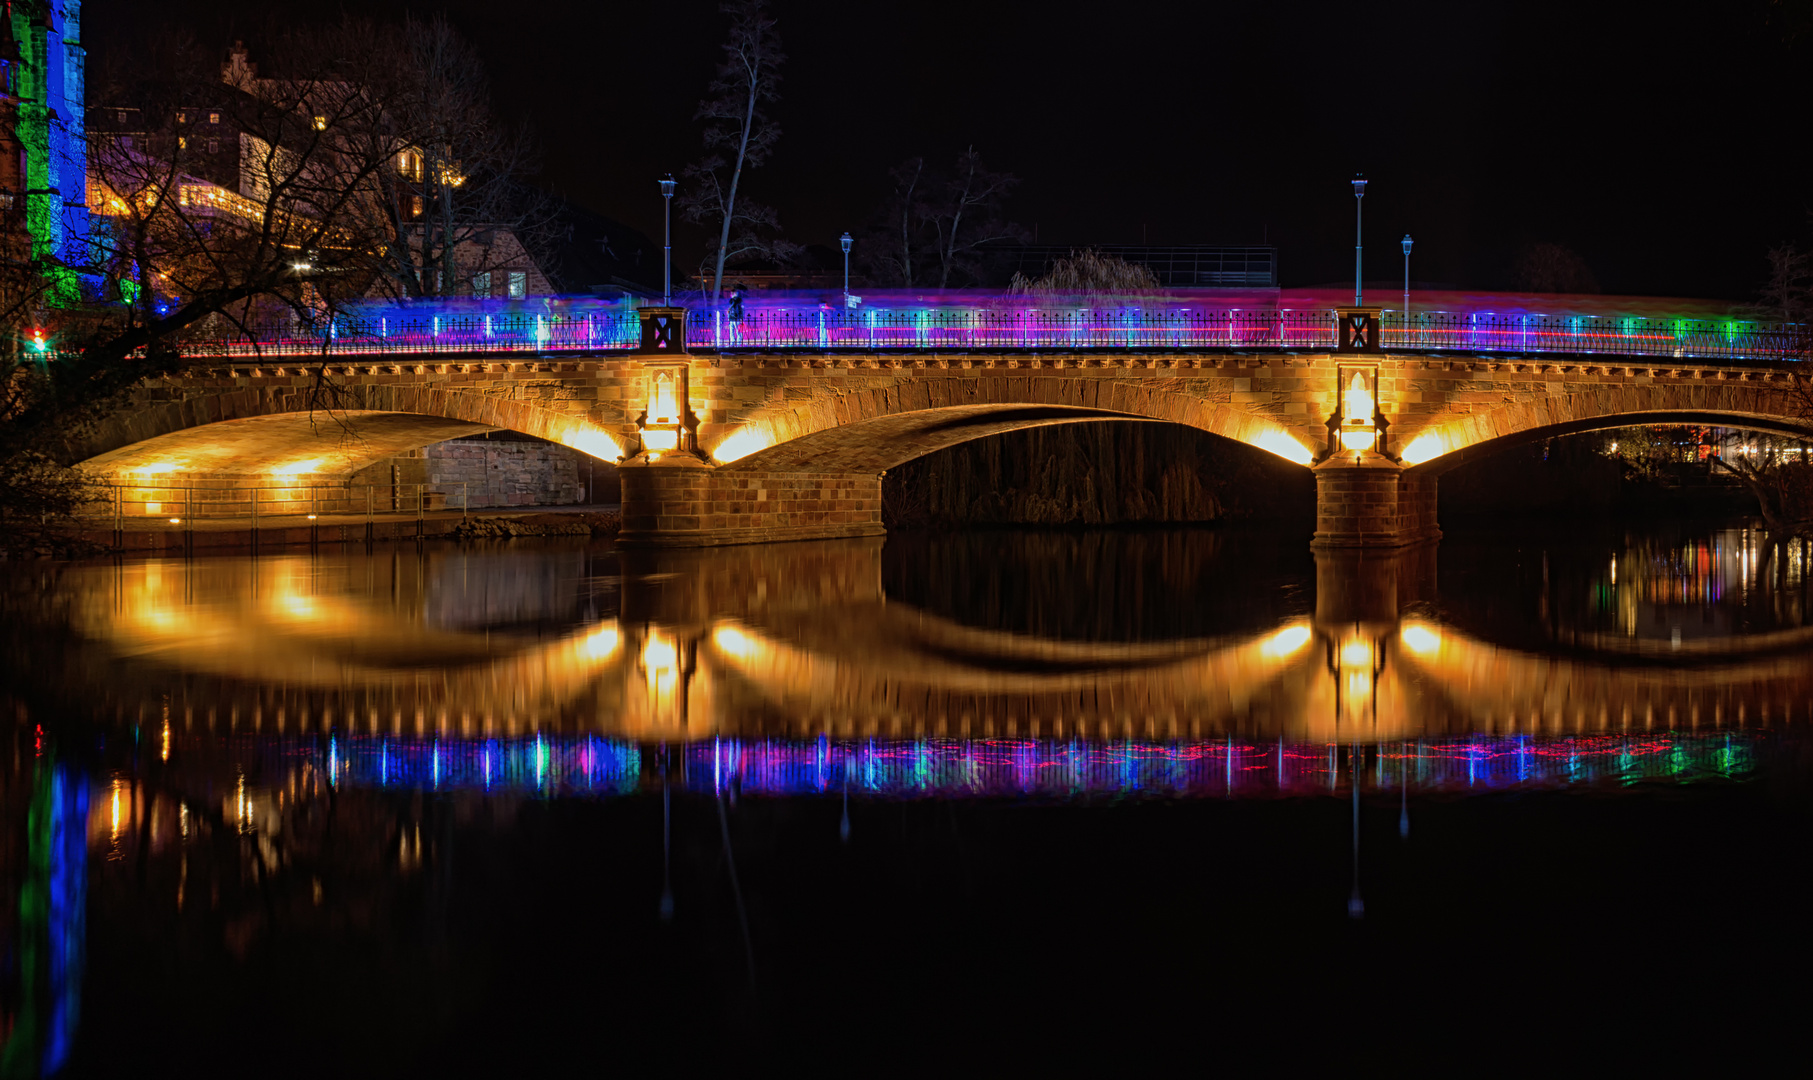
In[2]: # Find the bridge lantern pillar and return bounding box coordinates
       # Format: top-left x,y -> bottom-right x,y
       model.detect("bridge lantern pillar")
1310,456 -> 1439,549
626,306 -> 702,464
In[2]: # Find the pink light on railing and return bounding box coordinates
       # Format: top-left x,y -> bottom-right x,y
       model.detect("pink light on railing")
157,291 -> 1786,362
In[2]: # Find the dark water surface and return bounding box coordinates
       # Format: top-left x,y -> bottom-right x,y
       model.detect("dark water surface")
4,520 -> 1813,1072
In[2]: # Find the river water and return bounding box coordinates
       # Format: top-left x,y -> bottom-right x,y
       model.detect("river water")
3,520 -> 1812,1072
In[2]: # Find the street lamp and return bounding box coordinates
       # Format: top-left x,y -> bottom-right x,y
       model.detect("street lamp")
1352,175 -> 1367,306
840,232 -> 853,302
659,175 -> 676,306
1401,234 -> 1414,342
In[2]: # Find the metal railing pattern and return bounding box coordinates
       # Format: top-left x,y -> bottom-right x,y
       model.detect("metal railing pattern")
88,481 -> 469,537
80,304 -> 1805,364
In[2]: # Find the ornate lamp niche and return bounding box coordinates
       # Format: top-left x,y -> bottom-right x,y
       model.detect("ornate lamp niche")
634,362 -> 701,461
631,306 -> 703,463
1324,362 -> 1392,461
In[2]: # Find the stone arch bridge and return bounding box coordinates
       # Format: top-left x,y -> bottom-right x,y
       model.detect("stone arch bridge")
73,346 -> 1810,547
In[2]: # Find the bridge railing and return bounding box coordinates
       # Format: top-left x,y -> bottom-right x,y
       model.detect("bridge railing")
173,311 -> 643,358
153,305 -> 1805,363
81,480 -> 471,533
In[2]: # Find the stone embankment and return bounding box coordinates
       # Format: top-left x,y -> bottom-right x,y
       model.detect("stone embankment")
5,509 -> 623,559
445,511 -> 620,539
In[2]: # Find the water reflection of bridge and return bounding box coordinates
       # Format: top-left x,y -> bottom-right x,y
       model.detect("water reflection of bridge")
39,537 -> 1813,744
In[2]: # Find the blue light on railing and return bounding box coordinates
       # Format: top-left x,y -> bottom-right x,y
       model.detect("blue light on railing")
153,292 -> 1795,363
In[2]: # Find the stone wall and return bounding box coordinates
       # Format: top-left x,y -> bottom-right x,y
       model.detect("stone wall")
1311,464 -> 1441,548
423,436 -> 593,508
618,467 -> 884,547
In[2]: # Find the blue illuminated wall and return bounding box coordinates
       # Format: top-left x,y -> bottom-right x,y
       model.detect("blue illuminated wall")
8,1 -> 88,302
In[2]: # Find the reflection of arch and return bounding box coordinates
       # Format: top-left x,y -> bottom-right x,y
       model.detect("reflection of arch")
69,384 -> 620,474
1403,382 -> 1813,472
1393,617 -> 1813,734
715,376 -> 1315,472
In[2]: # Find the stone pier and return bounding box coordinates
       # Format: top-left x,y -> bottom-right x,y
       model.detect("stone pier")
1310,455 -> 1440,549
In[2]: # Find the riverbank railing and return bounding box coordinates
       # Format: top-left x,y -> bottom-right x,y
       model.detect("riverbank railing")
142,305 -> 1805,363
82,480 -> 471,546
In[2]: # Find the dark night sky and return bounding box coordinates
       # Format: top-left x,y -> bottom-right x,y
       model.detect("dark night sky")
84,0 -> 1813,299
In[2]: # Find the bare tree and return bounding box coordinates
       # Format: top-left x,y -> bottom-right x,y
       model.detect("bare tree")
1710,244 -> 1813,537
341,16 -> 554,301
1510,241 -> 1600,294
861,157 -> 928,287
0,22 -> 544,529
679,0 -> 793,305
926,147 -> 1022,288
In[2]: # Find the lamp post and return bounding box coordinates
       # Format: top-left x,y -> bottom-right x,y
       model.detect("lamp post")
1401,234 -> 1413,343
1352,175 -> 1367,307
659,175 -> 676,306
840,232 -> 853,301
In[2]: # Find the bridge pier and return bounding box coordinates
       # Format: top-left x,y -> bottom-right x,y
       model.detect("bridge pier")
1310,455 -> 1439,549
616,463 -> 885,547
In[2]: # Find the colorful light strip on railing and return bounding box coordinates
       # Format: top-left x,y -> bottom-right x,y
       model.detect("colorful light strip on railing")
309,732 -> 1756,798
146,293 -> 1798,362
324,735 -> 641,796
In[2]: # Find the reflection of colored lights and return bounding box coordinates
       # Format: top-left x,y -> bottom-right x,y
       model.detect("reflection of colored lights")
171,732 -> 1760,805
1261,624 -> 1312,658
110,779 -> 123,845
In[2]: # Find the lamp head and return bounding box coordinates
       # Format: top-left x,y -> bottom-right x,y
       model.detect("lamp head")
659,175 -> 676,198
840,232 -> 853,255
1352,175 -> 1367,198
1402,234 -> 1414,255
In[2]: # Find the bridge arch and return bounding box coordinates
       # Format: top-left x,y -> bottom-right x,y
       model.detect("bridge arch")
70,383 -> 624,478
1398,381 -> 1811,471
708,375 -> 1315,472
1406,409 -> 1813,477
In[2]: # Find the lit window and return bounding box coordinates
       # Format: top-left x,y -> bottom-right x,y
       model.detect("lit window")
176,111 -> 186,124
507,271 -> 526,299
472,271 -> 490,298
209,112 -> 220,124
409,195 -> 423,219
178,136 -> 187,150
313,115 -> 327,131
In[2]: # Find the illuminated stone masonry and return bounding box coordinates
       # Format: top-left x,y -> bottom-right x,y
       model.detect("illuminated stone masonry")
72,352 -> 1810,547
